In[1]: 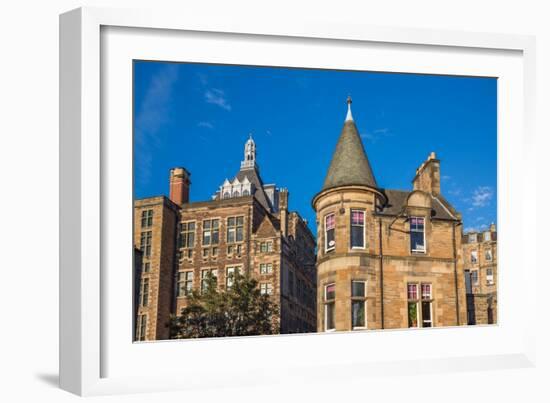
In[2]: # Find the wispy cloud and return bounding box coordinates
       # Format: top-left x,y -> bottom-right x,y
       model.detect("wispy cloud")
197,121 -> 214,129
197,73 -> 208,86
135,64 -> 179,184
360,127 -> 393,143
205,88 -> 231,111
441,175 -> 451,182
471,186 -> 494,207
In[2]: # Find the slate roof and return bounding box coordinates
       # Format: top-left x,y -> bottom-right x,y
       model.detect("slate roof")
378,189 -> 459,220
322,120 -> 378,191
233,168 -> 273,212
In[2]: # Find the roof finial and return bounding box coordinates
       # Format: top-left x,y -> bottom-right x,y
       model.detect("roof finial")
248,132 -> 253,140
345,95 -> 354,122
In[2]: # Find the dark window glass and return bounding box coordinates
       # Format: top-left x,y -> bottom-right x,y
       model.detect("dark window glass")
325,214 -> 335,251
410,217 -> 425,252
352,301 -> 365,328
326,302 -> 335,330
350,210 -> 365,248
422,301 -> 432,327
352,281 -> 365,297
325,283 -> 335,300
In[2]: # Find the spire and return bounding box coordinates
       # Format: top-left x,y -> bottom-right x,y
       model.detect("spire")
345,95 -> 353,121
241,134 -> 258,171
321,98 -> 378,191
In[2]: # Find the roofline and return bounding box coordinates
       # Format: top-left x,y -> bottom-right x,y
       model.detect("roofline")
311,184 -> 387,210
133,194 -> 180,211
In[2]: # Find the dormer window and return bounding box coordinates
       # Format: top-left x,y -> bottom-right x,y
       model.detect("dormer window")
324,213 -> 336,252
469,233 -> 477,243
410,217 -> 426,253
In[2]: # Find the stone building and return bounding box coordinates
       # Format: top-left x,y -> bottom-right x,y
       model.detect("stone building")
462,224 -> 498,325
133,136 -> 316,340
133,196 -> 179,341
312,97 -> 468,332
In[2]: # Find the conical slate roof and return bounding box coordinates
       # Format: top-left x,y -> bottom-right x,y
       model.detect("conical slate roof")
322,101 -> 378,191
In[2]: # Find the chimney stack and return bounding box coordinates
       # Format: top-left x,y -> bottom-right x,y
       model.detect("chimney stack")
412,152 -> 441,195
169,167 -> 191,206
279,188 -> 289,237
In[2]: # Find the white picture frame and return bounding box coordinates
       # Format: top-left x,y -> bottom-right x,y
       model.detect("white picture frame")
60,6 -> 537,396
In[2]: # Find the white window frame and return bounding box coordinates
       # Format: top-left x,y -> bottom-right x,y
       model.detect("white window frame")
177,271 -> 194,297
350,209 -> 366,250
260,263 -> 273,274
225,266 -> 241,289
486,267 -> 494,285
324,283 -> 336,332
200,268 -> 218,293
324,213 -> 336,252
410,216 -> 426,253
260,282 -> 273,295
351,280 -> 367,330
484,231 -> 491,242
407,283 -> 420,328
136,314 -> 147,342
471,270 -> 479,285
420,283 -> 433,328
485,249 -> 493,261
471,250 -> 478,264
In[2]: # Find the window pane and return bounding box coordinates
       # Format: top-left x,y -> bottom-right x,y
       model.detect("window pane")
422,301 -> 432,327
407,284 -> 418,300
411,231 -> 424,251
351,226 -> 364,248
326,229 -> 335,250
325,283 -> 335,300
352,301 -> 365,328
236,227 -> 243,242
421,283 -> 431,299
351,210 -> 364,225
408,302 -> 418,327
351,281 -> 365,297
325,214 -> 335,230
326,302 -> 335,330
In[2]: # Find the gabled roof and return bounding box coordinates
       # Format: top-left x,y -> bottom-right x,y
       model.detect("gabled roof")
234,168 -> 273,212
322,117 -> 378,191
377,189 -> 458,221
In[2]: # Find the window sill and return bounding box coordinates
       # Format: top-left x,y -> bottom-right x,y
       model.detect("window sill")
411,249 -> 426,254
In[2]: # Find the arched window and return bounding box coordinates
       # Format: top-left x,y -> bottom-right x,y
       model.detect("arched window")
233,191 -> 240,197
223,192 -> 230,199
242,190 -> 250,196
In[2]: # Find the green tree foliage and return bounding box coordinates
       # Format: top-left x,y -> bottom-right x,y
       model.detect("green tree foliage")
168,271 -> 279,339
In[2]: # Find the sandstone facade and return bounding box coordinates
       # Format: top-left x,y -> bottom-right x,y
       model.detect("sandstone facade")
462,224 -> 498,325
313,98 -> 468,332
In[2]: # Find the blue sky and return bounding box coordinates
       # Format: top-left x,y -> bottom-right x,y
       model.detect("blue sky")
134,61 -> 497,234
